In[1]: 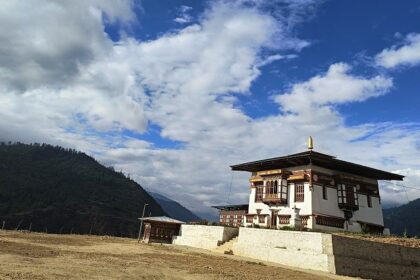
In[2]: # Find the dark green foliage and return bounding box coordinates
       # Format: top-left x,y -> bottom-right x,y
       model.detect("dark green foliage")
383,198 -> 420,237
0,142 -> 166,237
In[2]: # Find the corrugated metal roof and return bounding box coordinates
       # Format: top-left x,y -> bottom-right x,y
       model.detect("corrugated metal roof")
138,216 -> 185,224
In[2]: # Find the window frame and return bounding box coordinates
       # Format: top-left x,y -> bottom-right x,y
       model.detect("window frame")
367,194 -> 372,208
295,182 -> 305,202
322,185 -> 328,200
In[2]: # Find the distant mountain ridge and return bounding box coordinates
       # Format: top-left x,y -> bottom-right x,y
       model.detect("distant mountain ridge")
149,192 -> 201,222
0,143 -> 166,237
383,198 -> 420,236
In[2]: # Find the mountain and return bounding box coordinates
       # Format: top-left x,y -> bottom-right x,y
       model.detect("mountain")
149,192 -> 201,222
0,142 -> 166,237
383,198 -> 420,236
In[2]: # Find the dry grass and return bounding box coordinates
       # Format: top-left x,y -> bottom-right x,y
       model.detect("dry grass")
334,232 -> 420,248
0,230 -> 356,280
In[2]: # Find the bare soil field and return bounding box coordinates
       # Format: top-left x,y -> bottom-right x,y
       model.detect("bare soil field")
0,230 -> 355,280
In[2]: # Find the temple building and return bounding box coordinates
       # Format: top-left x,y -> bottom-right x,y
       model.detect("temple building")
227,137 -> 404,233
212,204 -> 248,227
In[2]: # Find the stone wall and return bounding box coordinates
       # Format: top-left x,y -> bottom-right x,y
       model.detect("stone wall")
331,235 -> 420,280
173,225 -> 420,280
232,227 -> 420,280
232,227 -> 334,272
172,225 -> 238,249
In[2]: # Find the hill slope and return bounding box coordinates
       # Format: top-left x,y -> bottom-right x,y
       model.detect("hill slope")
383,198 -> 420,236
0,143 -> 166,237
149,192 -> 201,222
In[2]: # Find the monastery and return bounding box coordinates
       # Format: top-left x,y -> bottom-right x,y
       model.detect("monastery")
216,137 -> 404,233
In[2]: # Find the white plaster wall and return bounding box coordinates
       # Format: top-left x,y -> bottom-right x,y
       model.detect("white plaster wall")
352,195 -> 384,226
247,182 -> 313,227
172,225 -> 239,249
292,182 -> 313,215
233,227 -> 334,272
246,164 -> 384,231
312,184 -> 344,218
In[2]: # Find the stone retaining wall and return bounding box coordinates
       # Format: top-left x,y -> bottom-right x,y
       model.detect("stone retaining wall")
232,227 -> 334,272
232,227 -> 420,280
172,225 -> 238,249
331,235 -> 420,280
173,226 -> 420,280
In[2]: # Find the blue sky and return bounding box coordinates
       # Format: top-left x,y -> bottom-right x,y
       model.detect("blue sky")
0,0 -> 420,218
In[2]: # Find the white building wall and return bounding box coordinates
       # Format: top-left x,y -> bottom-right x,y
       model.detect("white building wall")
245,164 -> 385,232
312,184 -> 344,218
352,195 -> 383,226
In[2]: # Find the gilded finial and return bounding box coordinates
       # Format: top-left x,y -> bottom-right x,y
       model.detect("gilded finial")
307,136 -> 314,150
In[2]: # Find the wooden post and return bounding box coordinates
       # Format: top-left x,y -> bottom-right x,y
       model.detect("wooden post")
1,220 -> 5,230
137,203 -> 148,243
29,222 -> 32,232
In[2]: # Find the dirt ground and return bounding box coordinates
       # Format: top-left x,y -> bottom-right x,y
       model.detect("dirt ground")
0,230 -> 357,280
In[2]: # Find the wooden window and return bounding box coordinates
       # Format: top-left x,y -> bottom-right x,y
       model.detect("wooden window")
258,215 -> 265,224
278,215 -> 291,224
301,216 -> 309,226
273,181 -> 278,194
280,180 -> 288,203
246,215 -> 254,223
322,185 -> 328,200
295,183 -> 304,202
367,194 -> 372,208
255,184 -> 263,202
315,215 -> 345,228
337,184 -> 358,209
265,181 -> 275,198
265,180 -> 281,199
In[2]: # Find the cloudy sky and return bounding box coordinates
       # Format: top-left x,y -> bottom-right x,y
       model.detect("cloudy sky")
1,0 -> 420,219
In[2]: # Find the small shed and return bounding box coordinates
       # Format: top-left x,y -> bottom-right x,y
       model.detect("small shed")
139,216 -> 184,244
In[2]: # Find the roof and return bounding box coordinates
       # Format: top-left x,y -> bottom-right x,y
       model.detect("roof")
230,150 -> 404,181
138,216 -> 185,224
212,204 -> 249,211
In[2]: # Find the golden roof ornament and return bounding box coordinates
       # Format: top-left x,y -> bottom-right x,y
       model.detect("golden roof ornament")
307,136 -> 314,150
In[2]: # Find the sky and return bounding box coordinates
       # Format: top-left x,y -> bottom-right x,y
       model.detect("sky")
1,0 -> 420,219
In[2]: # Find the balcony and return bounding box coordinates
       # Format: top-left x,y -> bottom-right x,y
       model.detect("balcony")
262,193 -> 287,205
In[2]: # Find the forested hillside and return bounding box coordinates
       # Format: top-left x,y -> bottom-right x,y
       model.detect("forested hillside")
383,198 -> 420,236
0,143 -> 166,237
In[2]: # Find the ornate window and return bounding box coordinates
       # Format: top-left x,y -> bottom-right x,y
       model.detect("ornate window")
278,215 -> 291,224
295,183 -> 304,202
280,180 -> 288,203
255,183 -> 263,202
246,215 -> 254,223
337,184 -> 358,210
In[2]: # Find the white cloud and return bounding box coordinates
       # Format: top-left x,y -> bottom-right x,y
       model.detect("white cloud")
276,63 -> 393,113
376,33 -> 420,69
174,5 -> 193,24
0,0 -> 419,217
